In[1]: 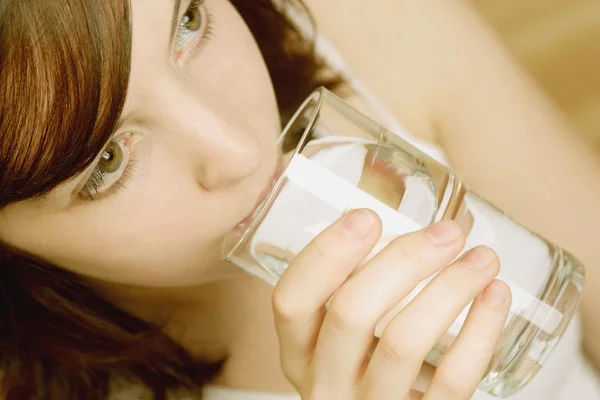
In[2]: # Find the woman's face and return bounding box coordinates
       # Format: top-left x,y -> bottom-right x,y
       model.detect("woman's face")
0,0 -> 282,287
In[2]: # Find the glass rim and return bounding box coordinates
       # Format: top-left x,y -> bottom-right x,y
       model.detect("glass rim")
221,87 -> 329,261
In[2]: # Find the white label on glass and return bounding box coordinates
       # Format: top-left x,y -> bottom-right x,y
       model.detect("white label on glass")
286,154 -> 422,237
286,154 -> 563,335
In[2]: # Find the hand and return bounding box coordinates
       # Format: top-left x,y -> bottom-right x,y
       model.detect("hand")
272,209 -> 511,399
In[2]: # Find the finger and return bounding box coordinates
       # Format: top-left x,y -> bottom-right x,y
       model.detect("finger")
414,362 -> 436,393
361,246 -> 500,400
272,209 -> 381,383
408,391 -> 425,400
423,280 -> 511,400
311,221 -> 465,394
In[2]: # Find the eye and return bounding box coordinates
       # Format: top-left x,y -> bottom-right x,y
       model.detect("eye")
100,142 -> 123,174
182,4 -> 202,32
175,0 -> 213,60
80,133 -> 136,201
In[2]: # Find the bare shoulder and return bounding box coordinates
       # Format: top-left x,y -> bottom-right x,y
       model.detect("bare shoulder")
303,0 -> 509,143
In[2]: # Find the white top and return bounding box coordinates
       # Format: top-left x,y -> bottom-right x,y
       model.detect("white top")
201,30 -> 600,400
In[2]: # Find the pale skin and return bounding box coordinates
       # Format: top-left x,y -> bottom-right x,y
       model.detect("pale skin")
0,0 -> 592,398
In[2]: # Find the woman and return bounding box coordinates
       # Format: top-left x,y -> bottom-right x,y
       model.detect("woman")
0,0 -> 598,399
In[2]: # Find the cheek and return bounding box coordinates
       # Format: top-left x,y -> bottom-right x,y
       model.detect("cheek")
46,225 -> 222,287
11,190 -> 234,287
71,197 -> 232,286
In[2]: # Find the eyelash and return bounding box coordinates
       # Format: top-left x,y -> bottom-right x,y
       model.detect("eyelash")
175,0 -> 215,62
79,136 -> 137,202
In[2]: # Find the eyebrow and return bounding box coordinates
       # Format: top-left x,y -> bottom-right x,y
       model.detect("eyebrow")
170,0 -> 183,44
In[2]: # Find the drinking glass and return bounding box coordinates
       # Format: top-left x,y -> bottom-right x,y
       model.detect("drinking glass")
222,87 -> 585,398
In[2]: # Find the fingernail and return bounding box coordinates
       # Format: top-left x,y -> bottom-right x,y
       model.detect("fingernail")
482,281 -> 506,307
426,221 -> 461,244
462,246 -> 496,270
343,209 -> 376,239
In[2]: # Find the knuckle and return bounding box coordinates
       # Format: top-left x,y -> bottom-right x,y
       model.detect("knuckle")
388,237 -> 422,275
327,294 -> 370,333
464,326 -> 494,347
279,358 -> 303,386
378,332 -> 422,366
310,237 -> 331,261
272,286 -> 302,322
434,372 -> 473,399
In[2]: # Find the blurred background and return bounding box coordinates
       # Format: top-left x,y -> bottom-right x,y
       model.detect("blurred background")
476,0 -> 600,152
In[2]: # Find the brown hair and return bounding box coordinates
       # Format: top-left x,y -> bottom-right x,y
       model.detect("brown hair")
0,1 -> 341,399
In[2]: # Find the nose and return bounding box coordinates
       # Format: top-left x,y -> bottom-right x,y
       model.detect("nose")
195,118 -> 264,190
167,98 -> 264,190
146,78 -> 266,191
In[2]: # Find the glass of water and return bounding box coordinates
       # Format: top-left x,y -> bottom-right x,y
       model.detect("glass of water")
222,87 -> 584,398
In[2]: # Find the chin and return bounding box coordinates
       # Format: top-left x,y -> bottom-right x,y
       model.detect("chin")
196,260 -> 247,284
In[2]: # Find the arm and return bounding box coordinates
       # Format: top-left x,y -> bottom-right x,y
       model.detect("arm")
306,0 -> 600,366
